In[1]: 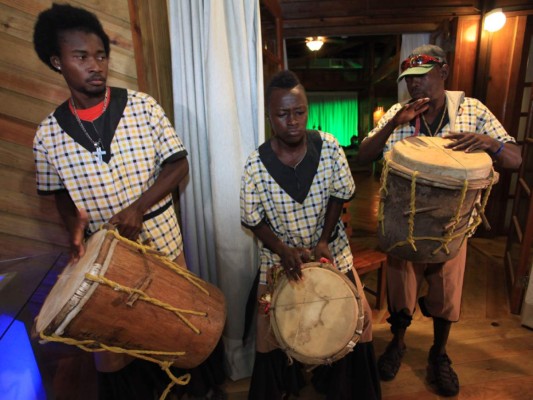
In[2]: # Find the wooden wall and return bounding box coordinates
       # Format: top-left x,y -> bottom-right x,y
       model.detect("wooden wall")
0,0 -> 138,259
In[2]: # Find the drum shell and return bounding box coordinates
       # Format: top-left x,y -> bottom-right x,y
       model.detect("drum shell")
378,169 -> 481,263
37,231 -> 226,369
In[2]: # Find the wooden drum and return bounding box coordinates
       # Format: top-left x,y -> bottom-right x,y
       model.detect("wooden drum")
269,261 -> 363,365
378,136 -> 497,263
35,228 -> 226,369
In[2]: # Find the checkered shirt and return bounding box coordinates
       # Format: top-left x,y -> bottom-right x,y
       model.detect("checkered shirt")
240,131 -> 356,284
34,89 -> 186,259
368,91 -> 516,152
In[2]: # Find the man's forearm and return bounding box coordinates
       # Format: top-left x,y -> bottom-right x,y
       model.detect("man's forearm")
357,118 -> 397,164
55,191 -> 80,235
318,198 -> 344,244
131,157 -> 189,214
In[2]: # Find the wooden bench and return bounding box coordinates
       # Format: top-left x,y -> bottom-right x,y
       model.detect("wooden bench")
351,245 -> 387,310
343,202 -> 387,309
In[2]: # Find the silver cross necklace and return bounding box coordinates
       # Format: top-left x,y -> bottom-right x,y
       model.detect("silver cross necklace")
70,87 -> 109,165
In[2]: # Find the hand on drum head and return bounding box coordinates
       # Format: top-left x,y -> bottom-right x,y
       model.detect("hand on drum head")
70,208 -> 89,263
393,98 -> 430,126
444,132 -> 500,154
313,241 -> 334,266
280,246 -> 311,281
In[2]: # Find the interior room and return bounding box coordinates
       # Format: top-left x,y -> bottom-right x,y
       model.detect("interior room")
1,0 -> 533,399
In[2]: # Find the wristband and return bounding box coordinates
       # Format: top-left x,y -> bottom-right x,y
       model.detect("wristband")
492,142 -> 504,157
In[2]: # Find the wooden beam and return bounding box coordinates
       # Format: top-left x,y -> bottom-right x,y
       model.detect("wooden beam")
284,23 -> 443,38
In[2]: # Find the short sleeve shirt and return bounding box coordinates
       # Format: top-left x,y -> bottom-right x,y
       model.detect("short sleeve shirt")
240,130 -> 355,284
33,88 -> 187,259
367,94 -> 516,153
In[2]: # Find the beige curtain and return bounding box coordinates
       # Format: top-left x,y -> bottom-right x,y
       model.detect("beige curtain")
168,0 -> 264,380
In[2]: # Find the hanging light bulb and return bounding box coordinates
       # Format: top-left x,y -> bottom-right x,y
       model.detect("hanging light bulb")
483,8 -> 506,32
306,37 -> 324,51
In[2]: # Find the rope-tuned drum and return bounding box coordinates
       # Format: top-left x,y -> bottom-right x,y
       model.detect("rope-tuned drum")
35,227 -> 226,397
268,261 -> 364,365
377,136 -> 497,263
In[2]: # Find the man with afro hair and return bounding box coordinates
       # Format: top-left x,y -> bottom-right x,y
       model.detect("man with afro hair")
33,4 -> 225,399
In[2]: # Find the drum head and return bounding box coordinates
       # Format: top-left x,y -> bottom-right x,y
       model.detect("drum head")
35,230 -> 109,334
270,264 -> 361,364
389,136 -> 493,181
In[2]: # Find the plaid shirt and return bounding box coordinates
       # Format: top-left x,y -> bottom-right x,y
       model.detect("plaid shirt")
34,88 -> 187,259
368,91 -> 516,152
240,131 -> 355,284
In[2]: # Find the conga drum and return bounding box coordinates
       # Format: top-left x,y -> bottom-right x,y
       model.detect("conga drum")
269,261 -> 364,365
378,136 -> 497,263
35,228 -> 226,369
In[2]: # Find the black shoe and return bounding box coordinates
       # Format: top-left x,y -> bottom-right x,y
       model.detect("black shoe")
377,343 -> 406,381
427,351 -> 459,397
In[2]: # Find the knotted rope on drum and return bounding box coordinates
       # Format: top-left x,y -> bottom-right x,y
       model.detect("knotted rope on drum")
431,179 -> 469,255
108,229 -> 209,296
377,160 -> 391,235
382,169 -> 420,252
84,273 -> 206,333
37,228 -> 218,400
468,168 -> 497,233
383,167 -> 497,255
406,171 -> 419,251
39,331 -> 191,400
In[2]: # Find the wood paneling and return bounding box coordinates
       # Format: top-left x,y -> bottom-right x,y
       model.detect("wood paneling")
449,16 -> 480,97
485,16 -> 527,127
127,0 -> 173,121
0,0 -> 138,259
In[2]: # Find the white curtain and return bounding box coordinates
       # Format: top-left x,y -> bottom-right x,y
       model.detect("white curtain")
398,33 -> 431,102
169,0 -> 264,380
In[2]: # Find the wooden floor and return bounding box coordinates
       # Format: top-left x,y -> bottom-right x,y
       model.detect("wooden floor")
2,170 -> 533,399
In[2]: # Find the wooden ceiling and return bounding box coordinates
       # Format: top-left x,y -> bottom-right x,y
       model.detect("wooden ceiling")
278,0 -> 485,90
280,0 -> 483,38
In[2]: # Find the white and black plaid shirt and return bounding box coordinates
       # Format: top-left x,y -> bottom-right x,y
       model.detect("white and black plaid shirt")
240,131 -> 356,284
34,89 -> 186,259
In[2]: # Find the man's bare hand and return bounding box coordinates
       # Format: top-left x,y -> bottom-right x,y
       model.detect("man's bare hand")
70,208 -> 89,263
393,98 -> 430,126
445,132 -> 499,153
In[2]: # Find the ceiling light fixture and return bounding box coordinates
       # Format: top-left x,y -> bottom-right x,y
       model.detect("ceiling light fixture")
483,8 -> 506,32
306,37 -> 324,51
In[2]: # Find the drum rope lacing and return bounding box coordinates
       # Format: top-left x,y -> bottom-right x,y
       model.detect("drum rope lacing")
39,330 -> 190,400
39,229 -> 218,400
377,146 -> 497,255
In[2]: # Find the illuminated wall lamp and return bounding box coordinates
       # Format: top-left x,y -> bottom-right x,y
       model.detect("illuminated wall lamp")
483,8 -> 506,32
306,37 -> 324,51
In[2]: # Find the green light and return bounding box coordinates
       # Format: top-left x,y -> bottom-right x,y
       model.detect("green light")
307,93 -> 358,147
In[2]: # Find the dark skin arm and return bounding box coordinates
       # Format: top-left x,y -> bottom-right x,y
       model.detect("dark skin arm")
357,98 -> 430,165
250,221 -> 310,281
314,197 -> 345,263
445,132 -> 522,170
54,191 -> 89,263
109,157 -> 189,240
249,197 -> 345,281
